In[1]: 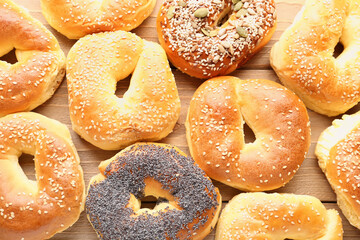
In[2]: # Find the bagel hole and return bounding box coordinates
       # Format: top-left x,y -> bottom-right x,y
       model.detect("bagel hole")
0,48 -> 18,64
244,123 -> 256,144
333,42 -> 344,58
140,195 -> 167,210
217,12 -> 230,27
18,153 -> 36,181
216,7 -> 231,27
115,76 -> 131,97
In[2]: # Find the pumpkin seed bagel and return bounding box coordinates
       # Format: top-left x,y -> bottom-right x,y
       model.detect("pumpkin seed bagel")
157,0 -> 277,79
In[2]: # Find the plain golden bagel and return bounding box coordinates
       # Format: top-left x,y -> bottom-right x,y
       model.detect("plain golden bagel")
271,0 -> 360,116
0,112 -> 85,240
67,31 -> 181,150
86,143 -> 221,240
41,0 -> 156,39
0,0 -> 65,117
157,0 -> 276,79
216,192 -> 343,239
316,111 -> 360,230
186,76 -> 311,191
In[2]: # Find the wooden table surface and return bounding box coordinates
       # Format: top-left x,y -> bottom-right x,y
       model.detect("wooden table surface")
3,0 -> 360,239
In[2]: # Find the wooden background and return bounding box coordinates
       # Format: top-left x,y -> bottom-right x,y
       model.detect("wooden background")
2,0 -> 360,239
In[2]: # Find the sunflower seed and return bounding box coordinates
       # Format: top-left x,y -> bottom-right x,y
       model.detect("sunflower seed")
210,30 -> 218,37
201,28 -> 210,36
228,45 -> 234,55
218,44 -> 226,53
218,28 -> 226,36
247,8 -> 256,15
219,33 -> 227,40
221,41 -> 231,48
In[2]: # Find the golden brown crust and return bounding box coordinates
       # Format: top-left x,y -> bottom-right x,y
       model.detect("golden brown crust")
186,76 -> 311,191
86,143 -> 221,240
270,0 -> 360,117
215,193 -> 343,240
316,111 -> 360,230
0,0 -> 65,117
40,0 -> 156,39
157,0 -> 276,79
67,31 -> 181,150
0,112 -> 85,240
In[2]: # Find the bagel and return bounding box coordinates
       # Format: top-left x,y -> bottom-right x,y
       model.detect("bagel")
0,0 -> 65,117
0,112 -> 85,240
185,76 -> 311,191
157,0 -> 276,79
316,111 -> 360,229
40,0 -> 156,39
67,31 -> 181,150
216,192 -> 343,239
86,143 -> 221,240
271,0 -> 360,116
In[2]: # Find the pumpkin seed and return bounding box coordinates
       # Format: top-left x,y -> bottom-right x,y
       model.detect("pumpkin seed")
236,26 -> 248,38
178,0 -> 186,6
232,0 -> 240,3
234,2 -> 243,11
236,9 -> 247,18
194,8 -> 209,18
167,6 -> 175,19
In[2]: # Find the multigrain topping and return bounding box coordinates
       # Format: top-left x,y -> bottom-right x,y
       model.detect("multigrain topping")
158,0 -> 276,77
86,144 -> 219,240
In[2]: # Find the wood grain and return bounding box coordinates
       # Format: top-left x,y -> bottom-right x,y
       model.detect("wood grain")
2,0 -> 360,238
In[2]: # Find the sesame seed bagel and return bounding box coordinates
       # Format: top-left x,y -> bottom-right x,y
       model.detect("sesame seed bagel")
67,31 -> 180,150
271,0 -> 360,117
216,192 -> 343,239
0,0 -> 65,117
40,0 -> 156,39
185,76 -> 311,191
0,112 -> 85,240
86,143 -> 221,240
316,111 -> 360,230
157,0 -> 276,79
